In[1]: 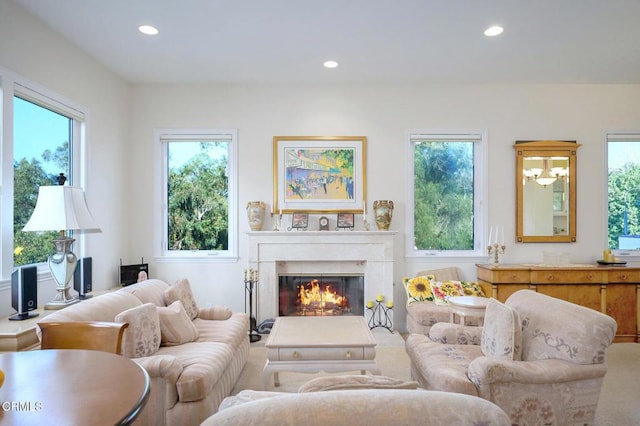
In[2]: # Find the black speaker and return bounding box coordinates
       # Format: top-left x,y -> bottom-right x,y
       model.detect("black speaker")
9,265 -> 39,321
74,257 -> 93,299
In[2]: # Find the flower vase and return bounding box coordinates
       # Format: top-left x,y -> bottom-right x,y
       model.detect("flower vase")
246,201 -> 266,231
373,200 -> 394,230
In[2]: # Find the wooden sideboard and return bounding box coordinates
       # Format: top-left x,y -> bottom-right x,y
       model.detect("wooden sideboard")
476,263 -> 640,343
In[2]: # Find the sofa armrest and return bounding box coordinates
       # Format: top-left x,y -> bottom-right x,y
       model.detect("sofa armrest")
133,354 -> 183,383
468,357 -> 607,396
428,322 -> 482,345
198,306 -> 233,320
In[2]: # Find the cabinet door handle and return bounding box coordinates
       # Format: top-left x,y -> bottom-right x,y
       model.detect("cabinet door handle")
620,274 -> 628,281
345,351 -> 351,359
547,274 -> 554,281
292,351 -> 299,359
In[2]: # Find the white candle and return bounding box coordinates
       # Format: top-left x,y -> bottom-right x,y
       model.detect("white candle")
495,225 -> 498,244
279,208 -> 282,216
363,201 -> 366,217
488,226 -> 493,246
501,226 -> 505,245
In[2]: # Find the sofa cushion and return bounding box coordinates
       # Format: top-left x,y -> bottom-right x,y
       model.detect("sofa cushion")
115,303 -> 161,358
157,341 -> 235,402
481,298 -> 522,361
405,333 -> 482,395
198,306 -> 233,320
430,280 -> 464,305
157,301 -> 200,346
403,275 -> 435,304
164,278 -> 199,320
194,312 -> 249,349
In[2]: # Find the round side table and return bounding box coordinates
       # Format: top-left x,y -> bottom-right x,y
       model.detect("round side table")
448,296 -> 489,325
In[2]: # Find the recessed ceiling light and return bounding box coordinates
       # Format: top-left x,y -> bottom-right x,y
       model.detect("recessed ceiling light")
138,25 -> 159,36
323,60 -> 339,69
484,25 -> 504,37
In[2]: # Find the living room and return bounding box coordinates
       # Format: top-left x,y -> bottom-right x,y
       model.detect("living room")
2,1 -> 640,332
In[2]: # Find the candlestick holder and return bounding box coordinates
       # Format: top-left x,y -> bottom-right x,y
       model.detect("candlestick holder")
366,298 -> 393,332
272,213 -> 282,231
243,268 -> 261,342
487,243 -> 506,265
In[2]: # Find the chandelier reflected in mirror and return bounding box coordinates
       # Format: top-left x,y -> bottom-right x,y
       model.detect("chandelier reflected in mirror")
523,157 -> 568,187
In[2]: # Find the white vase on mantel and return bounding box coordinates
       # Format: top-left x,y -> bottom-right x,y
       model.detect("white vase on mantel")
246,201 -> 266,231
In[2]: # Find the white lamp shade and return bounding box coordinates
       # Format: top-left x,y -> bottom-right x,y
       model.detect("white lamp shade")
22,186 -> 101,232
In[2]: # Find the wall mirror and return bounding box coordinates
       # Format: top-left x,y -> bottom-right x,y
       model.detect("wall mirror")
515,140 -> 581,243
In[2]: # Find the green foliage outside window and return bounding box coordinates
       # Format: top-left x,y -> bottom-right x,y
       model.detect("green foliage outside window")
413,141 -> 474,250
167,142 -> 229,251
608,163 -> 640,248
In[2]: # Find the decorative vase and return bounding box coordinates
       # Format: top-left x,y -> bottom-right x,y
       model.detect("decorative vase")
373,200 -> 394,230
246,201 -> 266,231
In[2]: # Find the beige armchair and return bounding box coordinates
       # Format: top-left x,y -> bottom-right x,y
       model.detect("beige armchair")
405,290 -> 617,425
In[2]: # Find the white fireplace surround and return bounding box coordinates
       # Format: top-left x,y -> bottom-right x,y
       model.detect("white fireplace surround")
247,231 -> 396,323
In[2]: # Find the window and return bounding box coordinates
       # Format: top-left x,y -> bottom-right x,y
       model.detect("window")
1,70 -> 85,282
155,129 -> 238,260
406,131 -> 487,258
606,132 -> 640,257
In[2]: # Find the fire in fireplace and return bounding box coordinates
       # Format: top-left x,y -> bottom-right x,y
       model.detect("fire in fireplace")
278,274 -> 364,316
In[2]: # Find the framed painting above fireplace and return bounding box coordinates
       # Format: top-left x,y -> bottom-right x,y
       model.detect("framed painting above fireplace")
273,136 -> 367,213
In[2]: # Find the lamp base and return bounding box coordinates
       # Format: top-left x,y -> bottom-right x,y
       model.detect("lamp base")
45,235 -> 81,310
44,287 -> 80,310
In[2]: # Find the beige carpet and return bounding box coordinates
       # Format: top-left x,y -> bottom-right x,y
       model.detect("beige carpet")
232,334 -> 640,425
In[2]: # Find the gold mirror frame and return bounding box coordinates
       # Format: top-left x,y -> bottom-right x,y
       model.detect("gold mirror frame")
515,140 -> 581,243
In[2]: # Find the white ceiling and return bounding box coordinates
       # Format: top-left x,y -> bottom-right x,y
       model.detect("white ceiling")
12,0 -> 640,84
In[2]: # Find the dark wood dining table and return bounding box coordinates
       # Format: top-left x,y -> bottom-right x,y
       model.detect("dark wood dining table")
0,349 -> 150,425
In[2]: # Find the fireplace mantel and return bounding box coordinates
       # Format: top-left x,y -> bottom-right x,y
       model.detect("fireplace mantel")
247,231 -> 396,322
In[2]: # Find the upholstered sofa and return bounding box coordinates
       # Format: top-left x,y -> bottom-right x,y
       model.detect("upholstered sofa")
201,388 -> 511,425
406,290 -> 618,425
404,267 -> 491,334
37,278 -> 250,426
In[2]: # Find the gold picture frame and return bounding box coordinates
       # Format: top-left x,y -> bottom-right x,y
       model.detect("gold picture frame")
273,136 -> 367,213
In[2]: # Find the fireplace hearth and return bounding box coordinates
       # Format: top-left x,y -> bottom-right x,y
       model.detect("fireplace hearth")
279,274 -> 364,316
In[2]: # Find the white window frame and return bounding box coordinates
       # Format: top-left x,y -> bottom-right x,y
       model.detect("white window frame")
1,67 -> 87,284
405,130 -> 489,262
153,128 -> 238,262
603,131 -> 640,262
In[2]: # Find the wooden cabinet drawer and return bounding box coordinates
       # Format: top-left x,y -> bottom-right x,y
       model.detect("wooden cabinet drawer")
530,270 -> 604,284
269,346 -> 372,361
607,269 -> 640,283
477,268 -> 530,284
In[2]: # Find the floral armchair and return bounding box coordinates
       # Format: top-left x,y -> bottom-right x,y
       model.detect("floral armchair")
405,290 -> 617,425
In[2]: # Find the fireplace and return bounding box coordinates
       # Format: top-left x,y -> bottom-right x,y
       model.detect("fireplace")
247,231 -> 396,324
278,274 -> 365,316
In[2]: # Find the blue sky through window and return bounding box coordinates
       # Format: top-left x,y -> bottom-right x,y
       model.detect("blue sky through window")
13,96 -> 70,176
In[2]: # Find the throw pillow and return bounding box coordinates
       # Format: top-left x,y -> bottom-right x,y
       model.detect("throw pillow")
481,298 -> 522,360
403,274 -> 435,304
115,303 -> 161,358
164,278 -> 199,320
157,300 -> 200,346
461,281 -> 486,297
430,280 -> 464,306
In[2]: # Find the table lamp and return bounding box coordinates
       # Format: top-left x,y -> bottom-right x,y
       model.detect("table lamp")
22,181 -> 101,309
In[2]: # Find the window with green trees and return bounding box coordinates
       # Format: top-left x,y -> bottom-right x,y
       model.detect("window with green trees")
13,96 -> 74,267
406,132 -> 486,257
157,130 -> 238,259
607,133 -> 640,252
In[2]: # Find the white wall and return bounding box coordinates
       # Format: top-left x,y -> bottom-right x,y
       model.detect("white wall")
0,0 -> 130,317
2,0 -> 640,330
129,83 -> 640,331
